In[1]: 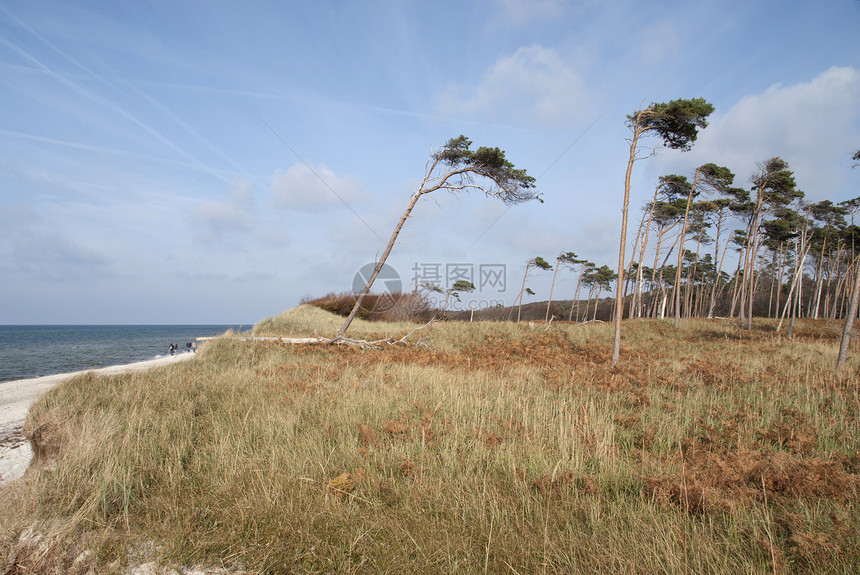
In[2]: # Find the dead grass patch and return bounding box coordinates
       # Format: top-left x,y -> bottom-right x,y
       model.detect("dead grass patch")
644,448 -> 859,516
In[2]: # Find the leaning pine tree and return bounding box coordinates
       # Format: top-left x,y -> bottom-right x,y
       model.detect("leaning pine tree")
612,98 -> 714,366
339,136 -> 540,337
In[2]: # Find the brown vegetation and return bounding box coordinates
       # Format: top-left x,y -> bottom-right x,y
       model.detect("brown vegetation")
302,291 -> 435,323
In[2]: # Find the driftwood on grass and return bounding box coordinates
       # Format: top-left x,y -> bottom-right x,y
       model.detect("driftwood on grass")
325,318 -> 437,348
223,319 -> 438,350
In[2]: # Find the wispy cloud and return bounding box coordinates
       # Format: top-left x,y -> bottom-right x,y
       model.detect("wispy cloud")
191,179 -> 256,243
0,205 -> 112,281
664,66 -> 860,201
0,11 -> 234,184
436,45 -> 589,127
270,163 -> 368,211
491,0 -> 567,25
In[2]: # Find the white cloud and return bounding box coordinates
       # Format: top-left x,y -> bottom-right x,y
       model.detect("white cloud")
270,163 -> 367,210
436,45 -> 588,127
0,205 -> 112,280
191,179 -> 255,242
667,66 -> 860,202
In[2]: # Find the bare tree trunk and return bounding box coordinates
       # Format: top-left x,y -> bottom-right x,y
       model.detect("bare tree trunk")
811,238 -> 827,319
686,222 -> 705,318
837,255 -> 860,366
774,243 -> 786,321
629,209 -> 652,318
546,260 -> 561,324
833,256 -> 852,319
517,261 -> 533,322
613,119 -> 643,366
825,243 -> 844,319
569,267 -> 585,321
624,215 -> 646,316
339,190 -> 425,336
674,170 -> 701,328
708,215 -> 731,318
778,234 -> 812,332
746,238 -> 760,329
631,196 -> 660,317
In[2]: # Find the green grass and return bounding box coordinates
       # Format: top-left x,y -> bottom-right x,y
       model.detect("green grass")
2,308 -> 859,573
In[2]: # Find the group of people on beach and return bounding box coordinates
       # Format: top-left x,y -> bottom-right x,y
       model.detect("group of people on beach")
168,341 -> 194,356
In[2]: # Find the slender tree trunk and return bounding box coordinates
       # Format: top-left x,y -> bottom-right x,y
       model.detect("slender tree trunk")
833,256 -> 852,319
826,244 -> 844,319
746,233 -> 762,329
655,239 -> 679,319
613,119 -> 643,366
768,249 -> 778,318
546,260 -> 561,324
837,256 -> 860,367
775,243 -> 786,321
708,211 -> 730,318
517,261 -> 533,322
686,221 -> 705,318
674,170 -> 701,328
778,230 -> 812,332
738,221 -> 754,323
812,238 -> 827,319
569,267 -> 585,321
632,192 -> 659,317
629,213 -> 650,317
339,190 -> 426,336
788,270 -> 800,340
624,215 -> 646,316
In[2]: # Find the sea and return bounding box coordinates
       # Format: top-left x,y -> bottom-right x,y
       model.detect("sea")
0,325 -> 249,384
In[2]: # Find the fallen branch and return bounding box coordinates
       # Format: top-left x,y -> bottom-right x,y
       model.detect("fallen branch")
326,318 -> 438,348
218,318 -> 439,350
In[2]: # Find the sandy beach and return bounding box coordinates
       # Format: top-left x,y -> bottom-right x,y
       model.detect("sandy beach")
0,353 -> 196,486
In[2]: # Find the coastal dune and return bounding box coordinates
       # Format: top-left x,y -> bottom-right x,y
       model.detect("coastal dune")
0,353 -> 196,486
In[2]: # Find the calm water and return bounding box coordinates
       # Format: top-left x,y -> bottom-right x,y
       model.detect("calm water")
0,325 -> 248,383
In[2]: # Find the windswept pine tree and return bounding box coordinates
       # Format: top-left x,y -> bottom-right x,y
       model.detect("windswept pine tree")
672,164 -> 735,327
546,251 -> 582,324
738,157 -> 800,330
340,136 -> 539,336
517,256 -> 552,322
613,98 -> 714,366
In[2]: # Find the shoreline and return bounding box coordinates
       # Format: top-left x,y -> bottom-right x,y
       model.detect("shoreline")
0,352 -> 196,486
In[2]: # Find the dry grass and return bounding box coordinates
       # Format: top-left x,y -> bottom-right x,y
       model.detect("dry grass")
1,310 -> 859,573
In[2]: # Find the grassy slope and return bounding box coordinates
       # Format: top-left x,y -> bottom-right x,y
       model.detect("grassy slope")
2,305 -> 859,574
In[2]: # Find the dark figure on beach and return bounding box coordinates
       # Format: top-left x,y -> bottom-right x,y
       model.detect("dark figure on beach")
186,341 -> 192,353
169,343 -> 175,356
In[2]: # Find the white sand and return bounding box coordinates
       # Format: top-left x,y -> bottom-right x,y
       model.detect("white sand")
0,353 -> 196,486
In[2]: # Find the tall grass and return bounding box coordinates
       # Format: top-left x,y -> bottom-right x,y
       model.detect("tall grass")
2,311 -> 858,573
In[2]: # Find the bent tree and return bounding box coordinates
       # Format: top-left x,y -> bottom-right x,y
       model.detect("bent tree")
421,280 -> 476,317
517,256 -> 552,322
339,136 -> 539,336
546,251 -> 581,323
612,98 -> 714,366
673,163 -> 735,328
737,157 -> 799,330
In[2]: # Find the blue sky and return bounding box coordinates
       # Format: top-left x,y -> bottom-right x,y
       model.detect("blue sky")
1,0 -> 858,324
